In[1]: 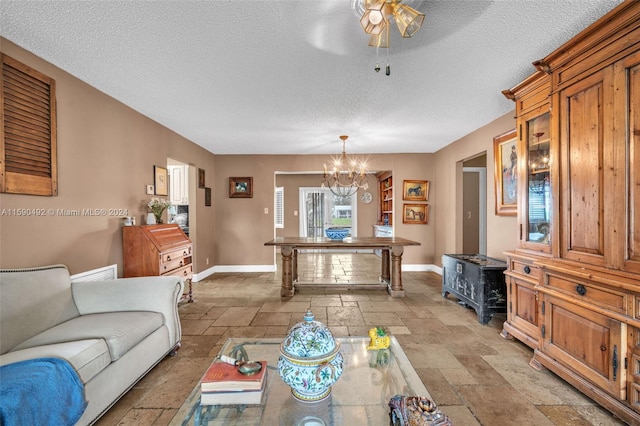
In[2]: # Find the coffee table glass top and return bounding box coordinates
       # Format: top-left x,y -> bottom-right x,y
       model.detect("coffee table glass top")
170,336 -> 431,426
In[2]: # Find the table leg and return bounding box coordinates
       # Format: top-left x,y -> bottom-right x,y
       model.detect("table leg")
381,249 -> 390,283
281,245 -> 294,297
293,248 -> 298,282
389,245 -> 405,297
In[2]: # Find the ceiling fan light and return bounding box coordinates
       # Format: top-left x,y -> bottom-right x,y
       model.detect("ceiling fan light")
361,11 -> 388,35
393,3 -> 425,38
368,24 -> 390,48
372,14 -> 384,26
369,10 -> 383,25
360,0 -> 387,34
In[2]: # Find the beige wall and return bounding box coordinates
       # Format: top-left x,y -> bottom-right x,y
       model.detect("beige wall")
0,38 -> 216,275
213,154 -> 437,267
433,112 -> 518,264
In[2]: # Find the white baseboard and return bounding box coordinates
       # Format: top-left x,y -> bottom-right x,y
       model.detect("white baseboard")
192,265 -> 216,282
214,264 -> 277,273
193,263 -> 441,282
399,264 -> 442,275
193,264 -> 276,282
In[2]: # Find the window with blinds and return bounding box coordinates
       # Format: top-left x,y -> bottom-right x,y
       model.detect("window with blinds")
275,186 -> 284,228
1,54 -> 57,196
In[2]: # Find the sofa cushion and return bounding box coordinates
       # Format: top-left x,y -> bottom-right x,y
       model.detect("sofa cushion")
0,339 -> 110,383
12,311 -> 163,361
0,265 -> 80,354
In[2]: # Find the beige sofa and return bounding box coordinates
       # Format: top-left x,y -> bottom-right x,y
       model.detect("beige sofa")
0,264 -> 183,425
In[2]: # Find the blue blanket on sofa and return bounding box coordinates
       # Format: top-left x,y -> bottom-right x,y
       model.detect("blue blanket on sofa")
0,357 -> 87,426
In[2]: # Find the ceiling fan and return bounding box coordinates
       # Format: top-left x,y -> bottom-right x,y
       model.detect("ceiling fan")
351,0 -> 425,48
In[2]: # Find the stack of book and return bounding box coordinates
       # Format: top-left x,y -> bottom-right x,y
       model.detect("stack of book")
200,361 -> 268,405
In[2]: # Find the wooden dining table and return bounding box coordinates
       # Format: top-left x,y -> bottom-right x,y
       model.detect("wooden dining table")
264,237 -> 421,297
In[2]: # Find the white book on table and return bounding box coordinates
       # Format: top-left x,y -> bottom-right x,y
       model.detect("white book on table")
200,372 -> 267,406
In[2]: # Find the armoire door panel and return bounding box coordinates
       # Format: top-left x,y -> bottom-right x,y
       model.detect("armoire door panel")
543,296 -> 624,397
516,103 -> 553,254
515,282 -> 538,326
560,67 -> 613,266
566,83 -> 604,256
624,54 -> 640,273
551,304 -> 609,376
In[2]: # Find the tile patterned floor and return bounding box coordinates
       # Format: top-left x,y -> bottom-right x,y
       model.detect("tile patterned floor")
96,253 -> 627,425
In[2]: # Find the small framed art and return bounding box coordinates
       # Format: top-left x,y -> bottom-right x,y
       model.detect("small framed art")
154,166 -> 168,196
229,177 -> 253,198
493,129 -> 518,216
205,187 -> 211,206
199,168 -> 206,188
403,203 -> 429,224
403,180 -> 429,201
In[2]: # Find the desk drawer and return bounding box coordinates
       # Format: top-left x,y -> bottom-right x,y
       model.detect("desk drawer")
161,257 -> 190,274
162,246 -> 192,263
162,263 -> 192,280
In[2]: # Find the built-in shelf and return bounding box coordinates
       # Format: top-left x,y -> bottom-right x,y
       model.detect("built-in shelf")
377,171 -> 393,227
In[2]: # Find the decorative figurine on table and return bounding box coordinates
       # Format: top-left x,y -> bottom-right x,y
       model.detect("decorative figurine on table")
388,395 -> 452,426
367,327 -> 390,350
278,310 -> 343,402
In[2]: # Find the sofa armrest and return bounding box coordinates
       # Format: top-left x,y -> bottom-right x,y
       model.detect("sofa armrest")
71,277 -> 183,346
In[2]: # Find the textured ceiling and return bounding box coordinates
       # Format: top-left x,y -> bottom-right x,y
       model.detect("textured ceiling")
0,0 -> 623,155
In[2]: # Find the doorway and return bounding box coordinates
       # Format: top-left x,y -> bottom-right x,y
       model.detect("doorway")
462,157 -> 487,254
298,187 -> 358,238
167,158 -> 193,238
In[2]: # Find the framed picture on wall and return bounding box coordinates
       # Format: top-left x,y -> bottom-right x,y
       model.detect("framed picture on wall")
402,180 -> 429,201
205,187 -> 211,206
403,204 -> 429,224
493,129 -> 517,216
154,166 -> 168,196
198,168 -> 206,188
229,177 -> 253,198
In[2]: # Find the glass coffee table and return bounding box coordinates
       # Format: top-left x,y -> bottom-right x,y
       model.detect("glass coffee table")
170,336 -> 433,426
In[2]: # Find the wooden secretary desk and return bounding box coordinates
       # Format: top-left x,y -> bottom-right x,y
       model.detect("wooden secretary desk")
123,224 -> 193,302
500,2 -> 640,423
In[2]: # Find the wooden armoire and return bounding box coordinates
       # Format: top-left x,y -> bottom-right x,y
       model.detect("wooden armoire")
501,2 -> 640,423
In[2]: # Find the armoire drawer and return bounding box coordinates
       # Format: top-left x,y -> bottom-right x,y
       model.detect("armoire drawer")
508,258 -> 540,282
545,274 -> 626,314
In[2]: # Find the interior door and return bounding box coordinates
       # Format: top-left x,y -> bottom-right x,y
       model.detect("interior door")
462,167 -> 486,255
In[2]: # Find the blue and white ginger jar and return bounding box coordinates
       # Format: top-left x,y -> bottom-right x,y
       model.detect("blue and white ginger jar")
278,310 -> 343,402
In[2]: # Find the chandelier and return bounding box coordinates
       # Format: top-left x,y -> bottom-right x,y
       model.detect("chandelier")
353,0 -> 425,74
321,135 -> 369,198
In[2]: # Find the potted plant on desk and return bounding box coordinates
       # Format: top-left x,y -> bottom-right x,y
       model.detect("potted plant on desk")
147,198 -> 171,224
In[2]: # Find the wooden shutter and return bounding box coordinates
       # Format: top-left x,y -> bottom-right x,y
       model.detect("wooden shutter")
1,54 -> 57,196
275,186 -> 284,228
